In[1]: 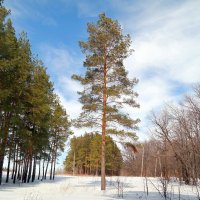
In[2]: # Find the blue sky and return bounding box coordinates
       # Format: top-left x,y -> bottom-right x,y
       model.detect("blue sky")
4,0 -> 200,166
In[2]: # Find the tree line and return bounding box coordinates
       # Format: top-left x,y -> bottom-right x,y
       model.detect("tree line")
64,133 -> 123,176
0,1 -> 71,185
123,85 -> 200,185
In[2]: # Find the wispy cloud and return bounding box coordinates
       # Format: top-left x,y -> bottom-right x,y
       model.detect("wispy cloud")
56,90 -> 82,119
124,0 -> 200,83
40,44 -> 78,73
114,0 -> 200,139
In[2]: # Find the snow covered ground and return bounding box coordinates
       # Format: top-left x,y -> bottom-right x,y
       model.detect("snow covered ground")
0,175 -> 199,199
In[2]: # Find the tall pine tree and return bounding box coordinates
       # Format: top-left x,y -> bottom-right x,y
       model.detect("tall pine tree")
72,13 -> 139,190
0,3 -> 20,184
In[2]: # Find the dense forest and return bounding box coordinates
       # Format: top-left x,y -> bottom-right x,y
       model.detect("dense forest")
64,133 -> 123,176
0,1 -> 71,185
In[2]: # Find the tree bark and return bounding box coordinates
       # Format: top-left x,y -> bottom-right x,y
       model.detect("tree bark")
6,146 -> 12,183
17,157 -> 21,180
32,156 -> 36,182
11,143 -> 16,179
38,159 -> 41,180
44,151 -> 51,179
0,113 -> 11,185
41,159 -> 45,181
53,151 -> 57,180
23,158 -> 29,183
13,145 -> 19,184
27,156 -> 32,183
50,154 -> 53,180
101,45 -> 107,190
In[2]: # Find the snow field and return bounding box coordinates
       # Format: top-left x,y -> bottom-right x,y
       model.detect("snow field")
0,175 -> 199,199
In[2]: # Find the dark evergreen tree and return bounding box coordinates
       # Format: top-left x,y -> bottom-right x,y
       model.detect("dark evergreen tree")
0,3 -> 19,184
64,133 -> 123,176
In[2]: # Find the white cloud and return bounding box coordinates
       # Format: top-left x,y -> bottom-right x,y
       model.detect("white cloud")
56,91 -> 81,120
59,76 -> 83,94
40,44 -> 76,74
117,0 -> 200,139
123,0 -> 200,83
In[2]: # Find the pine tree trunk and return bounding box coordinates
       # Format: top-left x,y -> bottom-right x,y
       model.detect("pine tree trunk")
44,153 -> 51,179
0,114 -> 11,185
38,159 -> 41,180
22,159 -> 26,182
50,154 -> 53,180
53,153 -> 57,180
52,147 -> 58,180
13,145 -> 19,184
17,158 -> 21,180
6,146 -> 12,183
11,143 -> 17,179
23,158 -> 29,183
20,160 -> 23,181
101,45 -> 107,190
0,152 -> 5,185
27,156 -> 32,183
41,159 -> 45,181
32,156 -> 36,182
20,162 -> 23,180
21,159 -> 25,182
